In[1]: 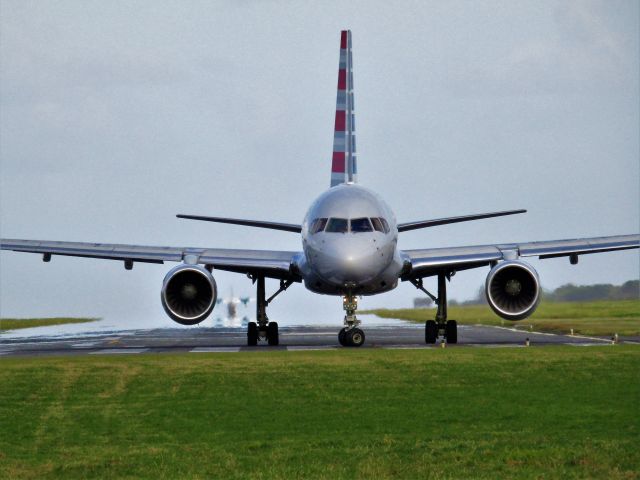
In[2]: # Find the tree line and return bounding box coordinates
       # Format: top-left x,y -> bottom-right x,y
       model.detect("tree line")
413,280 -> 639,307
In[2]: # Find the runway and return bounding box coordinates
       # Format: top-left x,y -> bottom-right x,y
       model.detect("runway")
0,323 -> 624,357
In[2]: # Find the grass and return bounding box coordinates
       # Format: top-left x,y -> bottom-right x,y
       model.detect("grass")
363,300 -> 640,336
0,347 -> 639,479
0,318 -> 98,331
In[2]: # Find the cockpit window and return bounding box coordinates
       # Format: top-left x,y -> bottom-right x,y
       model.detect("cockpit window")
371,217 -> 384,233
371,217 -> 390,233
325,218 -> 349,233
351,217 -> 373,233
309,218 -> 328,234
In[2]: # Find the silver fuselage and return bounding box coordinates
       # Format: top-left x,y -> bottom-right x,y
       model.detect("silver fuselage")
298,184 -> 404,295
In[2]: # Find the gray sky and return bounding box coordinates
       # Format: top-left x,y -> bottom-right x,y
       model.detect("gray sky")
1,0 -> 638,326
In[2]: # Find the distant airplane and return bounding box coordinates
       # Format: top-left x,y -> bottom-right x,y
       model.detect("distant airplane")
216,289 -> 253,319
1,31 -> 638,347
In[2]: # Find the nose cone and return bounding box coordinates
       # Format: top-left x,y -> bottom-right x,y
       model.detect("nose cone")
311,235 -> 389,286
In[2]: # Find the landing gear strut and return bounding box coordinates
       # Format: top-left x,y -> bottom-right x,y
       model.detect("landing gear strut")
247,276 -> 292,346
412,273 -> 458,344
338,292 -> 365,347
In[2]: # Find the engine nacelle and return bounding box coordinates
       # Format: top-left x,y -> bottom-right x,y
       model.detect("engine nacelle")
161,264 -> 217,325
485,260 -> 540,321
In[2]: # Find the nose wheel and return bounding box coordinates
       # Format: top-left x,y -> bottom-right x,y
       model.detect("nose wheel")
339,293 -> 366,347
338,326 -> 365,347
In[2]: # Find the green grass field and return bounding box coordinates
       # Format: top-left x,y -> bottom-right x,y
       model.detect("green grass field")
1,347 -> 638,479
0,318 -> 98,331
364,300 -> 640,336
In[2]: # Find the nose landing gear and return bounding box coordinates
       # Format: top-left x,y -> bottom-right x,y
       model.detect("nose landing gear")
338,293 -> 366,347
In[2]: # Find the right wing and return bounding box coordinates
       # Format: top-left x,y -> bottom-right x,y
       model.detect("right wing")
401,234 -> 640,280
0,238 -> 302,281
176,215 -> 301,233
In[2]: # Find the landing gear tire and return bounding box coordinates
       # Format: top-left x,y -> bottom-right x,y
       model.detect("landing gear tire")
248,322 -> 258,346
346,328 -> 365,347
338,327 -> 348,346
445,320 -> 458,344
267,322 -> 279,346
425,320 -> 437,344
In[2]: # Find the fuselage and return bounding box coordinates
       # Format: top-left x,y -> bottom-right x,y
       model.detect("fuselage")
298,184 -> 404,295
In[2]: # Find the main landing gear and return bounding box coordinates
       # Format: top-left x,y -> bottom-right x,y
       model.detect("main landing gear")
338,292 -> 365,347
247,276 -> 292,346
411,272 -> 458,345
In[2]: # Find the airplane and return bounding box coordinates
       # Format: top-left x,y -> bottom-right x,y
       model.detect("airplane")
1,30 -> 638,347
216,289 -> 253,319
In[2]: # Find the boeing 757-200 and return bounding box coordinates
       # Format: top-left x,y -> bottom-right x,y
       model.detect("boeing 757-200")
2,31 -> 638,347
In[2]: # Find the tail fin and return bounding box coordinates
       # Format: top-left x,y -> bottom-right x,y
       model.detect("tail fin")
331,30 -> 357,187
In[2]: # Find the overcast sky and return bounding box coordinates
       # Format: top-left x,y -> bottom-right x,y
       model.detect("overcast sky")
1,0 -> 638,327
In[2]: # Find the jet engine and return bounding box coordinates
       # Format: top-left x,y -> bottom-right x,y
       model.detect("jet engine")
161,264 -> 217,325
485,260 -> 540,321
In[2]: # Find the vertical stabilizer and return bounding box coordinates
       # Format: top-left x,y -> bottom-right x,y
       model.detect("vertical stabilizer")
331,30 -> 357,187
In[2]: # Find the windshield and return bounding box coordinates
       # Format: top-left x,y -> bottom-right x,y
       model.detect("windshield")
309,218 -> 328,234
325,218 -> 349,233
350,217 -> 373,233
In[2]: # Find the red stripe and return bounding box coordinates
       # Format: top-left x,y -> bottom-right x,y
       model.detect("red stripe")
332,152 -> 345,172
340,31 -> 348,49
334,111 -> 346,131
337,69 -> 346,90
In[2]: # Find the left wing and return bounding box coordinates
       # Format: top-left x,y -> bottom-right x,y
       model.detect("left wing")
401,234 -> 640,280
0,239 -> 302,281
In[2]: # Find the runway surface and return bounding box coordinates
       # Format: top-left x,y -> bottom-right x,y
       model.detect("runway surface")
0,323 -> 626,357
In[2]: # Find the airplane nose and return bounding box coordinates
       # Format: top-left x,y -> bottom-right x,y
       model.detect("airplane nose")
312,236 -> 389,285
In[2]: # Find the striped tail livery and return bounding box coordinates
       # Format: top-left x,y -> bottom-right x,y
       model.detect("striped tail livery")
331,30 -> 357,187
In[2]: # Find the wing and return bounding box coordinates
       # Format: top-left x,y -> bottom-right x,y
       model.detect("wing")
401,234 -> 640,280
397,209 -> 526,232
0,238 -> 302,281
176,215 -> 301,233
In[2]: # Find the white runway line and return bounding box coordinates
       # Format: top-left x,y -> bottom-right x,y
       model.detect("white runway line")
382,345 -> 431,350
481,325 -> 611,343
284,332 -> 336,337
190,347 -> 240,353
90,348 -> 148,354
567,343 -> 613,347
71,342 -> 100,348
286,346 -> 335,351
471,344 -> 526,348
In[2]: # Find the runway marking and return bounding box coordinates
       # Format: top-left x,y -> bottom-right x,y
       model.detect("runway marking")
284,333 -> 336,337
190,347 -> 240,353
90,348 -> 148,355
484,325 -> 611,343
71,342 -> 100,348
567,342 -> 613,347
382,345 -> 431,350
471,344 -> 526,348
286,346 -> 336,351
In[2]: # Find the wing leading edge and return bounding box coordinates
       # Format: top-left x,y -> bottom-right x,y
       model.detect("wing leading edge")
397,209 -> 526,232
0,239 -> 302,281
402,234 -> 640,280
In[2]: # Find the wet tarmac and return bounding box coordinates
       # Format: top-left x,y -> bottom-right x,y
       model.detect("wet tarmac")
0,323 -> 630,357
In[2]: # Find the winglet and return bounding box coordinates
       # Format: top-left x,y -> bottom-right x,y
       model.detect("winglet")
331,30 -> 357,187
